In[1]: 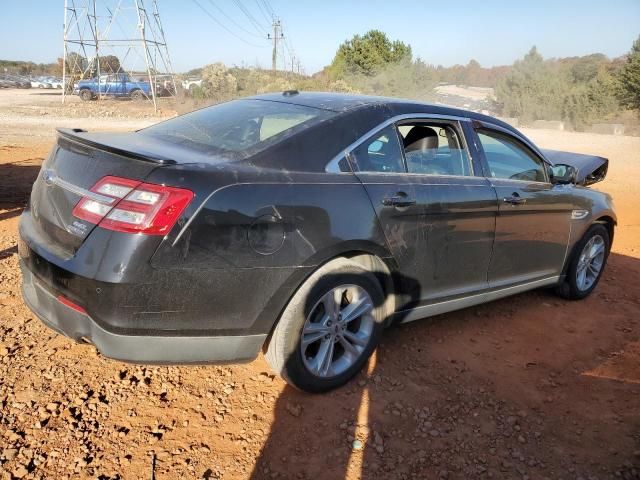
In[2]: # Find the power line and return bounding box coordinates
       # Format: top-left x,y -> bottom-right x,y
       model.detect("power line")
279,20 -> 303,75
253,0 -> 272,25
260,0 -> 276,19
230,0 -> 269,37
191,0 -> 267,48
205,0 -> 266,38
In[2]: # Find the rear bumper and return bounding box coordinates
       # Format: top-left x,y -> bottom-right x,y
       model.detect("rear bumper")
21,263 -> 266,364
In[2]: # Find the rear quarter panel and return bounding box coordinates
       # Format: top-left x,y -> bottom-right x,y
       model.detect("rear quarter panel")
146,165 -> 392,334
151,171 -> 390,269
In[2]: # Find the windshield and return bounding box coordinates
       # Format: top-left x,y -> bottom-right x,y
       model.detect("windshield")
140,99 -> 333,156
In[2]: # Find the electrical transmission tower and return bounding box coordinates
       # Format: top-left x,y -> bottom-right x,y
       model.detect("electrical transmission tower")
62,0 -> 176,111
267,18 -> 284,73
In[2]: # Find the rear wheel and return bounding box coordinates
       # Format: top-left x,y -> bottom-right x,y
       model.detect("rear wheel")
265,258 -> 386,393
556,224 -> 610,300
79,89 -> 93,101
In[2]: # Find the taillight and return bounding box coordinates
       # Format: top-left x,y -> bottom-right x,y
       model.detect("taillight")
72,175 -> 194,235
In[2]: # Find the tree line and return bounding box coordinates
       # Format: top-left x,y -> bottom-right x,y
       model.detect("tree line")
185,30 -> 639,130
4,30 -> 639,130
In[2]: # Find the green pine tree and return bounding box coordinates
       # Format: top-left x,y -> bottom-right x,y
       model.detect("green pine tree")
617,35 -> 640,112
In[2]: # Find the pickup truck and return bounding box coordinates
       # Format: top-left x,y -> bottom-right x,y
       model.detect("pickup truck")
73,73 -> 151,101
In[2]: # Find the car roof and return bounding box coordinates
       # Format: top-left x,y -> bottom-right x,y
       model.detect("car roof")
251,91 -> 518,135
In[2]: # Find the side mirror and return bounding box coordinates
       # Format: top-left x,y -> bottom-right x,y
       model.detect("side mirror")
549,164 -> 577,185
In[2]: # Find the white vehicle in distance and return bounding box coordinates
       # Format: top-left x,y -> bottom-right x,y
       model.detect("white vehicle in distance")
31,77 -> 52,89
46,78 -> 64,89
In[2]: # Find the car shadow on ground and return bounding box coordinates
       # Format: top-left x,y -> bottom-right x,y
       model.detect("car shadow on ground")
248,254 -> 640,479
0,160 -> 41,220
29,91 -> 64,96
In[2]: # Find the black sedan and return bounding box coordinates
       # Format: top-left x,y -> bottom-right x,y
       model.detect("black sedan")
19,92 -> 616,392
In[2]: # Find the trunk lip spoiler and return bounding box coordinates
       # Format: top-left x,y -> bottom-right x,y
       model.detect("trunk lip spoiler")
56,128 -> 177,165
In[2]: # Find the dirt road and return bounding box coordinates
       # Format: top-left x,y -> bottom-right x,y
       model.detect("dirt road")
0,98 -> 639,479
0,89 -> 174,145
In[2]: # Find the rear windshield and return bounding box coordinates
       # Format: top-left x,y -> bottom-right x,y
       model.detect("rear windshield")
140,99 -> 333,156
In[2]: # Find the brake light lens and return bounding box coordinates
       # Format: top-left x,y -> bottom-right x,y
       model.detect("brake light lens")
72,175 -> 194,235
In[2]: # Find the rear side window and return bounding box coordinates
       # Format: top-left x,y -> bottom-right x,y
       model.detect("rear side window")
398,122 -> 471,176
141,99 -> 333,155
350,125 -> 405,173
477,129 -> 547,182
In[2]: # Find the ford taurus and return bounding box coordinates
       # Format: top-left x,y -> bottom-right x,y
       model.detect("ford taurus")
19,92 -> 616,392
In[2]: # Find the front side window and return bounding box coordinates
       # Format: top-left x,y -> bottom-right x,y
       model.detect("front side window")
141,99 -> 334,156
477,129 -> 547,182
398,122 -> 472,176
349,125 -> 405,173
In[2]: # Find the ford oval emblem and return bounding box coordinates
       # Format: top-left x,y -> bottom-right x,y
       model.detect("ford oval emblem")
42,169 -> 56,187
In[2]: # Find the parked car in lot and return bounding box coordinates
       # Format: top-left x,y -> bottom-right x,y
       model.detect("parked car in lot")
31,79 -> 50,89
19,92 -> 615,392
44,77 -> 63,89
0,75 -> 31,88
73,73 -> 151,100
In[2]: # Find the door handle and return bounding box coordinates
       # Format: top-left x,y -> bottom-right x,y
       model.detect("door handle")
503,195 -> 526,205
382,193 -> 416,207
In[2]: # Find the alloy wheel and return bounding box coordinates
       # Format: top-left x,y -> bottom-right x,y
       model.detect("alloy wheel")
576,234 -> 605,291
300,284 -> 375,378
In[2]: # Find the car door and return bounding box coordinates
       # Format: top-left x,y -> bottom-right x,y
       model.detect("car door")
348,124 -> 423,309
101,75 -> 113,95
473,123 -> 571,288
113,73 -> 126,96
396,117 -> 498,302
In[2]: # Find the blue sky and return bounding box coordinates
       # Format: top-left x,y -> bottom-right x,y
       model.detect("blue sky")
1,0 -> 639,74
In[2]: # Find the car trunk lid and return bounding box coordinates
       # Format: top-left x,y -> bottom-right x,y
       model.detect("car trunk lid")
27,129 -> 174,257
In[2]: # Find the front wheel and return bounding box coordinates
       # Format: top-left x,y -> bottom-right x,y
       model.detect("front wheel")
556,224 -> 610,300
265,258 -> 386,393
79,89 -> 93,101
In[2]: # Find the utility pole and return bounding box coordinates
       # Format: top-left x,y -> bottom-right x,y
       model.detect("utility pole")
267,18 -> 283,74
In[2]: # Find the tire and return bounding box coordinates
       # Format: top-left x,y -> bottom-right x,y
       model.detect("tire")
79,89 -> 93,101
555,223 -> 610,300
130,89 -> 145,101
265,258 -> 387,393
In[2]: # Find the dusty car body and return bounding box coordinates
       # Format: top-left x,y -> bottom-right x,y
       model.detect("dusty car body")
18,92 -> 616,391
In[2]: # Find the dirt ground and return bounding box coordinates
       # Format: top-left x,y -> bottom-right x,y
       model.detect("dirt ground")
0,89 -> 639,480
